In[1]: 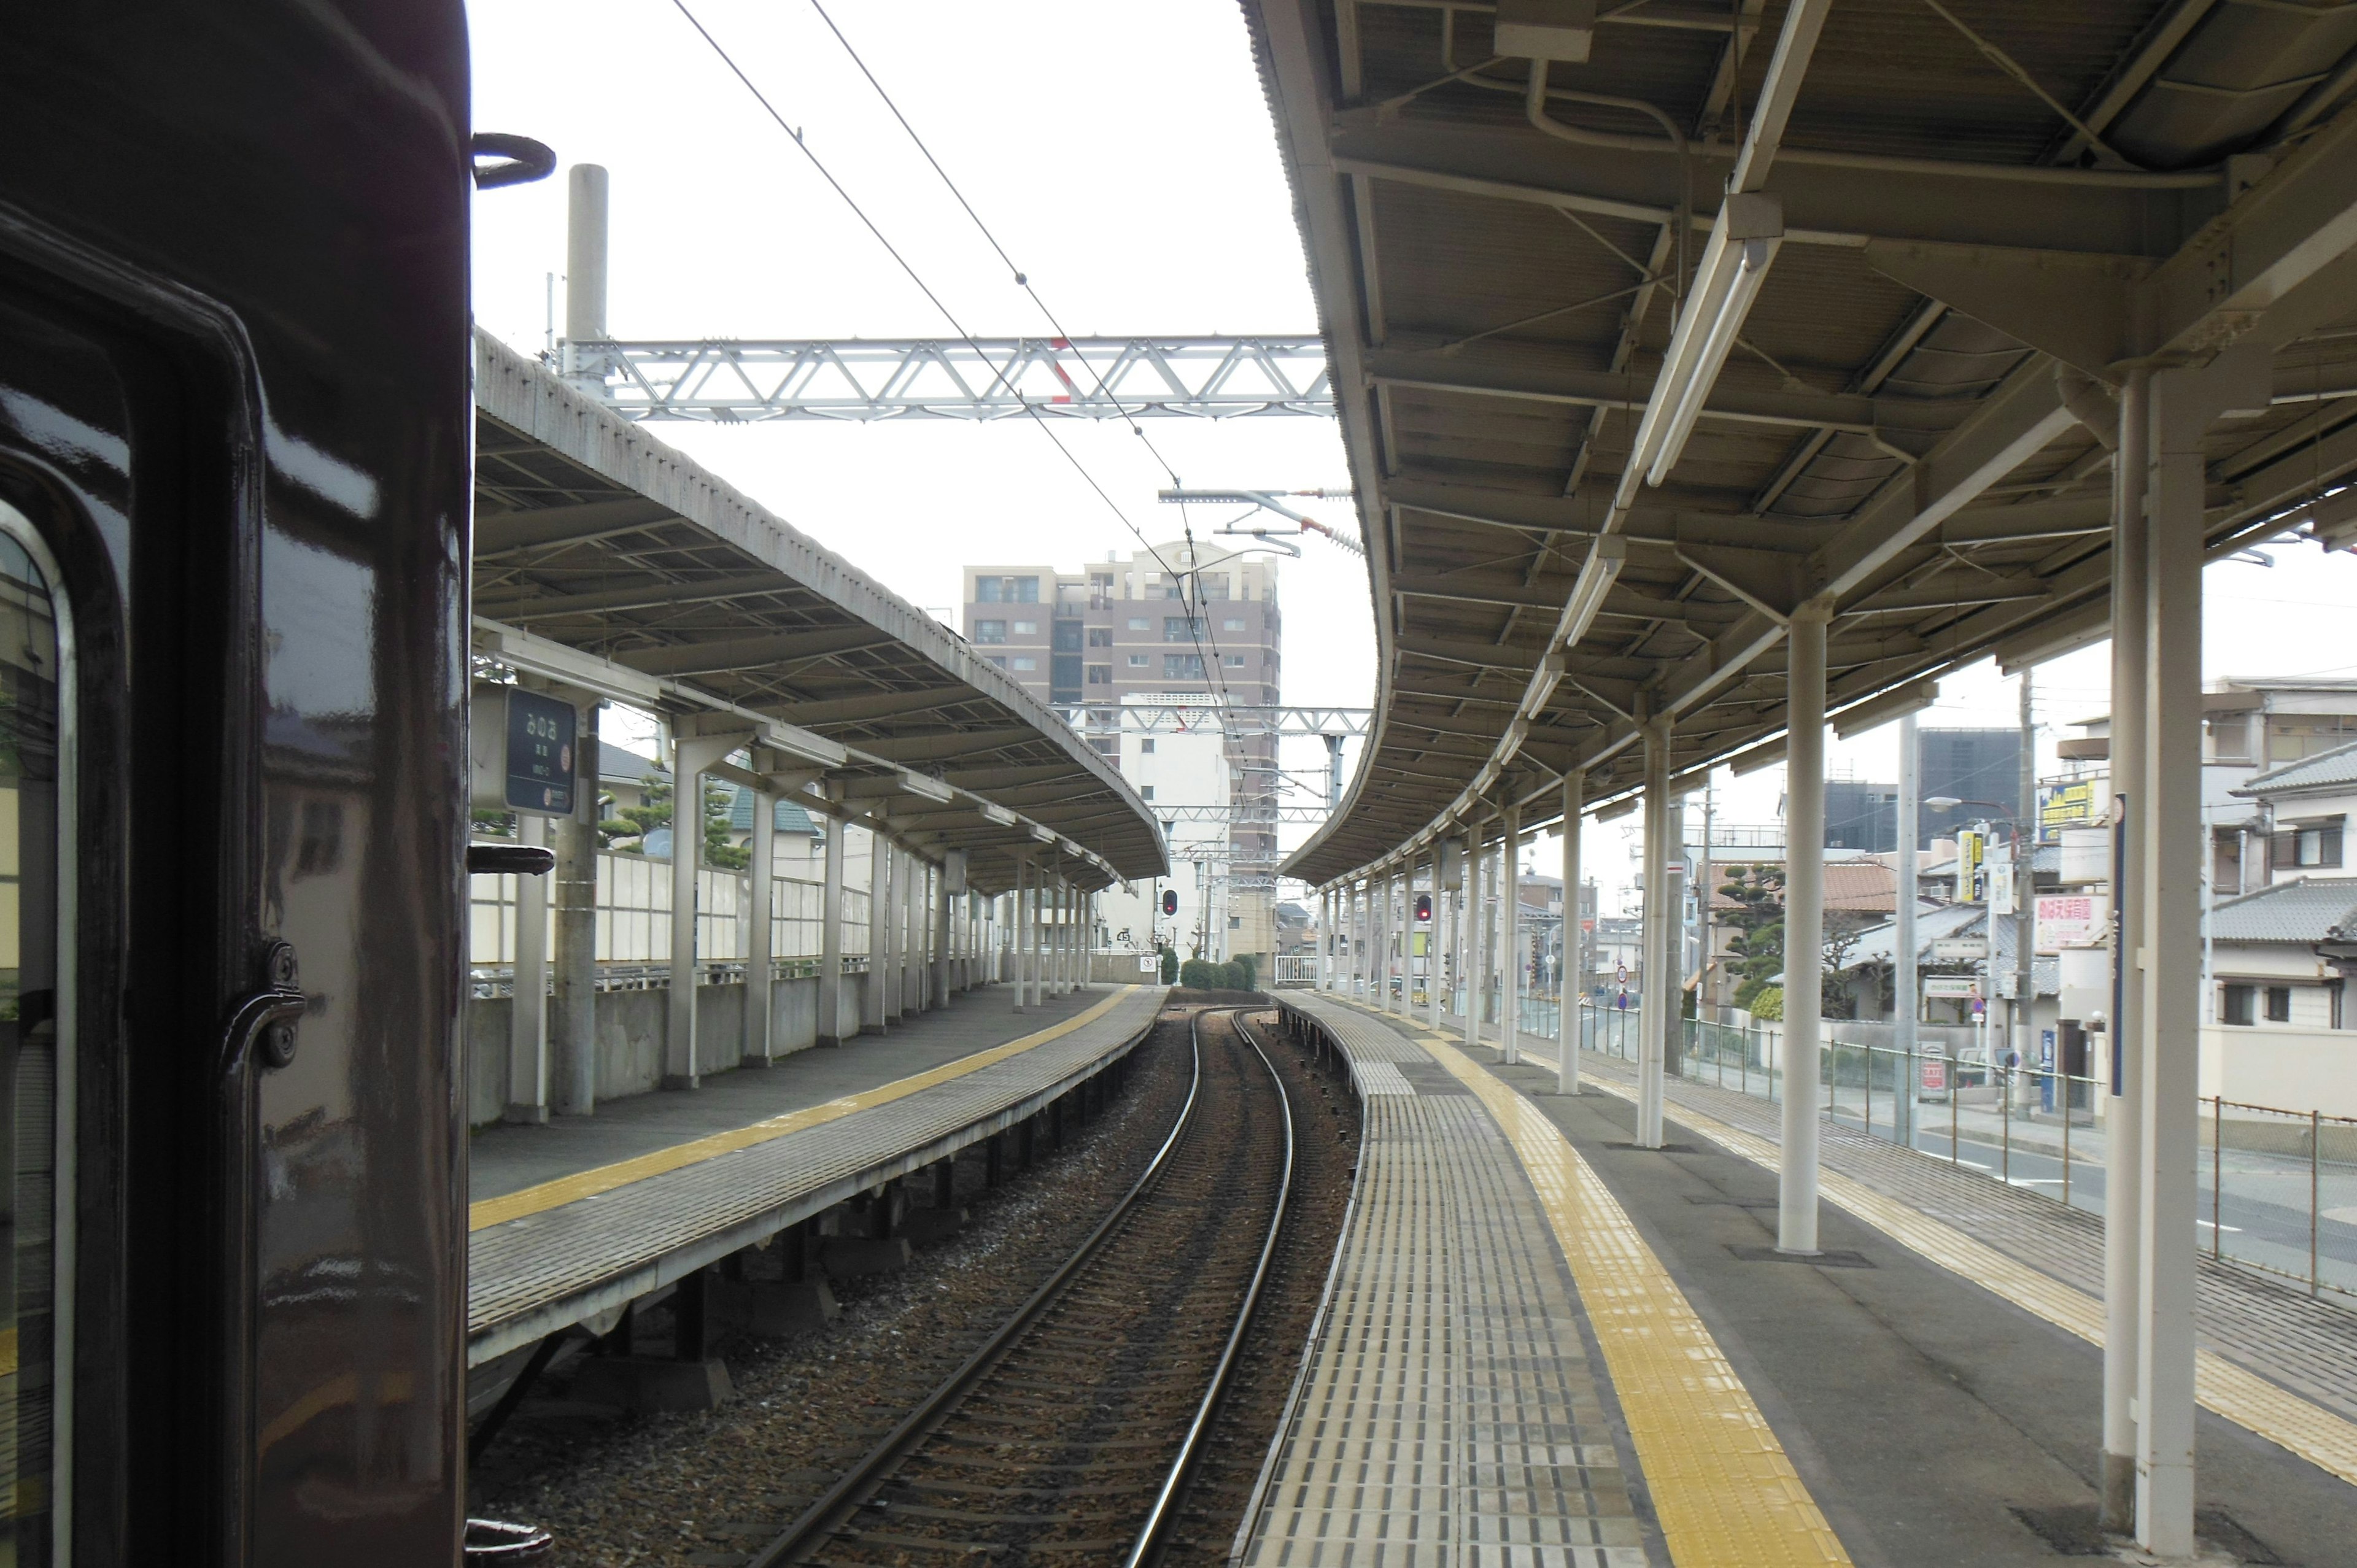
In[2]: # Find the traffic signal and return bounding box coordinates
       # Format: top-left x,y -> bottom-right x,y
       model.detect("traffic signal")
1162,889 -> 1178,916
1414,892 -> 1433,922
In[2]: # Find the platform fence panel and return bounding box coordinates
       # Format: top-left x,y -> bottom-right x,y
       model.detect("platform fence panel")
1304,981 -> 2357,1307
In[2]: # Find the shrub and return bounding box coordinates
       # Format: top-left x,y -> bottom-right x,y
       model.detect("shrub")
1750,984 -> 1784,1022
1159,947 -> 1178,984
1178,957 -> 1218,989
1230,952 -> 1260,991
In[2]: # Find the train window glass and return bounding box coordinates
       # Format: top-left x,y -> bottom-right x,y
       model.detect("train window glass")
0,501 -> 66,1564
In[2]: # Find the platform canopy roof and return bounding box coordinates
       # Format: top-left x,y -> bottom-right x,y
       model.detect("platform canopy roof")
471,331 -> 1166,893
1252,0 -> 2357,886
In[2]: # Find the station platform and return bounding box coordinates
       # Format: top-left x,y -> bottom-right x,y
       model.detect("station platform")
1245,993 -> 2357,1567
465,984 -> 1165,1369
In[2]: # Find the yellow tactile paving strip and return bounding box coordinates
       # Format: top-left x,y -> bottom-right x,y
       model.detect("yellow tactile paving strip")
1552,1061 -> 2357,1489
1416,1030 -> 1852,1568
468,991 -> 1129,1232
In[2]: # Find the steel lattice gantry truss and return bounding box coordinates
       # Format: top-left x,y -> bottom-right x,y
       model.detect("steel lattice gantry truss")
570,336 -> 1334,422
1252,0 -> 2357,888
471,331 -> 1166,892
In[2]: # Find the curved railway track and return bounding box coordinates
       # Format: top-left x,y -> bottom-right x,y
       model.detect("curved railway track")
750,1007 -> 1295,1568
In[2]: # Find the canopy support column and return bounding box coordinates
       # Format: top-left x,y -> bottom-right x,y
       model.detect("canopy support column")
551,699 -> 600,1117
1779,604 -> 1832,1252
1562,772 -> 1582,1095
505,813 -> 551,1123
1638,722 -> 1672,1148
818,814 -> 846,1046
1503,797 -> 1523,1065
744,783 -> 775,1065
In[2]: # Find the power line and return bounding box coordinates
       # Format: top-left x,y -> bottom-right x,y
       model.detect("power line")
791,0 -> 1258,724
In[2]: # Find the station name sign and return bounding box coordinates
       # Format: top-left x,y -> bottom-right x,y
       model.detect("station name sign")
470,686 -> 578,818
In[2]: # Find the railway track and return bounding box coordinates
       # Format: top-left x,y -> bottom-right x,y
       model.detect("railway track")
749,1007 -> 1296,1568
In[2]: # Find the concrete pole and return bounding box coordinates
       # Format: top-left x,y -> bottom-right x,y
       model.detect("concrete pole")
1895,712 -> 1920,1145
1638,722 -> 1671,1147
2113,371 -> 2161,1522
2137,355 -> 2256,1558
1503,797 -> 1523,1065
667,734 -> 738,1088
865,828 -> 889,1031
1780,604 -> 1832,1253
745,786 -> 775,1065
563,163 -> 608,394
1562,771 -> 1582,1095
505,813 -> 551,1122
818,814 -> 846,1046
551,700 -> 599,1117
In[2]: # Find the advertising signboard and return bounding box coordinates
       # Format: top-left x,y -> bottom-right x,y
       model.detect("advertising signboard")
2038,778 -> 2105,843
2035,894 -> 2107,951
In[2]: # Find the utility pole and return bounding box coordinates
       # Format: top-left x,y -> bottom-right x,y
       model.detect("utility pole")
2016,670 -> 2038,1092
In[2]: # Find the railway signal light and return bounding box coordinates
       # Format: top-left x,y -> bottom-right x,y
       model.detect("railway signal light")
1414,892 -> 1432,922
1162,889 -> 1178,916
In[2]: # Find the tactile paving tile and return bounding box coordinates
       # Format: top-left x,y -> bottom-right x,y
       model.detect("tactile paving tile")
1558,1046 -> 2357,1487
1242,998 -> 1652,1568
466,987 -> 1162,1350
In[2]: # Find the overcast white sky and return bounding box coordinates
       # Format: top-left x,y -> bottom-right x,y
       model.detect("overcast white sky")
468,2 -> 2357,916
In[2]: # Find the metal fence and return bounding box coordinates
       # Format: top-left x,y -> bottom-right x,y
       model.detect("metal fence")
471,850 -> 886,977
1318,982 -> 2357,1306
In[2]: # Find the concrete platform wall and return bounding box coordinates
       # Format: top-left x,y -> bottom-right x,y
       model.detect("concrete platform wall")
466,973 -> 873,1126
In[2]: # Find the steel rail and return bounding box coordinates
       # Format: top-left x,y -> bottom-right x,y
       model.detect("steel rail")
1123,1010 -> 1298,1568
748,1003 -> 1293,1567
1226,1006 -> 1366,1567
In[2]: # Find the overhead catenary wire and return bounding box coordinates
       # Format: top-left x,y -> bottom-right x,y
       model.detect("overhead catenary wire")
789,0 -> 1272,782
674,0 -> 1253,736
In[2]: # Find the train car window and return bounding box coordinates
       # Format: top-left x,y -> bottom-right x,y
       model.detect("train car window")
0,499 -> 67,1566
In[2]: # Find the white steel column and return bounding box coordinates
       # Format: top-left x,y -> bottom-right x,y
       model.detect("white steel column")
1463,828 -> 1481,1049
818,814 -> 846,1045
551,700 -> 600,1118
1503,797 -> 1523,1065
745,786 -> 775,1065
1562,771 -> 1582,1094
866,829 -> 890,1030
1382,868 -> 1398,1013
667,733 -> 740,1088
2137,349 -> 2263,1555
932,861 -> 951,1007
1780,604 -> 1832,1253
1012,858 -> 1031,1012
1638,724 -> 1671,1147
2103,366 -> 2154,1531
505,813 -> 551,1122
1026,863 -> 1043,1010
1895,714 -> 1920,1146
1425,851 -> 1442,1029
884,842 -> 905,1022
1317,889 -> 1330,991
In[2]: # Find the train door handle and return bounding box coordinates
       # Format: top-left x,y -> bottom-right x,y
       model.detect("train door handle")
219,939 -> 306,1075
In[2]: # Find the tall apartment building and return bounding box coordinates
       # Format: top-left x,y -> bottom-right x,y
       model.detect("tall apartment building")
962,541 -> 1282,968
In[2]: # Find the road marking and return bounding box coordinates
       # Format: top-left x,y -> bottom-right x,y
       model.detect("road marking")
468,991 -> 1134,1231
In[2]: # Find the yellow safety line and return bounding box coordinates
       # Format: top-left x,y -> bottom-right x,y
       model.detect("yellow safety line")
1415,1027 -> 1852,1567
470,989 -> 1137,1232
1557,1049 -> 2357,1488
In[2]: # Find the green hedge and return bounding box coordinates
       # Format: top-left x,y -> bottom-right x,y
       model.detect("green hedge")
1176,956 -> 1261,992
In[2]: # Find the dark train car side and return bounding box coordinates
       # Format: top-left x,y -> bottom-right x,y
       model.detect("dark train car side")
0,7 -> 474,1566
